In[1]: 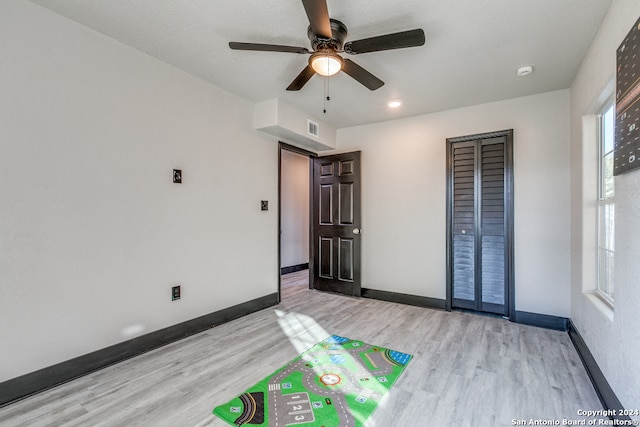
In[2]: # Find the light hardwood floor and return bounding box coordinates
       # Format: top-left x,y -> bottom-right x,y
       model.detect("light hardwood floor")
0,270 -> 605,426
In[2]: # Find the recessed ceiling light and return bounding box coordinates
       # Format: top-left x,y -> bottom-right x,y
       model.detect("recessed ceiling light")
517,65 -> 534,76
388,100 -> 402,108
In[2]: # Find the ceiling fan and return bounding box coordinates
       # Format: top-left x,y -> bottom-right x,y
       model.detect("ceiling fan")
228,0 -> 426,91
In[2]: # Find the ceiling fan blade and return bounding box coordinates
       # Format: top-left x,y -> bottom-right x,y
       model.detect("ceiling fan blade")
341,59 -> 384,91
286,65 -> 316,91
301,0 -> 332,39
343,29 -> 425,54
229,42 -> 309,54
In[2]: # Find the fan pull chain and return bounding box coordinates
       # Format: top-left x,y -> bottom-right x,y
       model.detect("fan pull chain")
323,74 -> 330,114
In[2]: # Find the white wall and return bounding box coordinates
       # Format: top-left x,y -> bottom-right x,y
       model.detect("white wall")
280,150 -> 309,268
0,0 -> 278,382
570,0 -> 640,412
336,90 -> 571,316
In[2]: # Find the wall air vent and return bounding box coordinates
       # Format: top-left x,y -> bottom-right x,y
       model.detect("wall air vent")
307,119 -> 319,138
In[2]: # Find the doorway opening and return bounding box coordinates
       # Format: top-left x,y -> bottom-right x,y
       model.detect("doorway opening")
278,144 -> 363,302
278,143 -> 314,301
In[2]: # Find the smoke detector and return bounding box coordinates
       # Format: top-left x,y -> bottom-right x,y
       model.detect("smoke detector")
517,66 -> 534,76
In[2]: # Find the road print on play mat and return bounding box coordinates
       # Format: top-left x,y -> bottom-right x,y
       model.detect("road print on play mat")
212,335 -> 412,426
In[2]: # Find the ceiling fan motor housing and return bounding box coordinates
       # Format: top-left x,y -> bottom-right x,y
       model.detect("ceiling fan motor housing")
309,18 -> 348,51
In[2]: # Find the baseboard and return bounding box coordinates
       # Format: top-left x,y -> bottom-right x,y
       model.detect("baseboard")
514,310 -> 569,331
280,263 -> 309,275
567,320 -> 631,421
0,292 -> 279,408
363,291 -> 568,332
361,288 -> 446,310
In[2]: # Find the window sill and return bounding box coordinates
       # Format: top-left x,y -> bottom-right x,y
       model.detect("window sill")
586,292 -> 614,321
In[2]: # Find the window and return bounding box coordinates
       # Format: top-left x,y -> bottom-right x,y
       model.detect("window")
597,102 -> 615,305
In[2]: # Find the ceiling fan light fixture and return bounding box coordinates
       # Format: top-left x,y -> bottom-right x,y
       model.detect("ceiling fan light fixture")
310,52 -> 343,76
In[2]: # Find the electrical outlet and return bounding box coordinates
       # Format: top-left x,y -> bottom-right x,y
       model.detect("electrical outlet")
261,200 -> 268,211
173,169 -> 182,184
172,285 -> 181,301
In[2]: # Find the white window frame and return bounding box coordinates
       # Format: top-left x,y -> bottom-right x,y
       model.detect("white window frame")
596,101 -> 615,306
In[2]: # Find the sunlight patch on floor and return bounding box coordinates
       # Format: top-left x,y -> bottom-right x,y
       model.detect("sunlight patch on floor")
274,308 -> 329,353
273,307 -> 393,426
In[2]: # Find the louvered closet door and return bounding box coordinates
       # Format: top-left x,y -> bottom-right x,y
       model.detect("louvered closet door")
451,142 -> 477,306
449,134 -> 511,316
479,138 -> 506,314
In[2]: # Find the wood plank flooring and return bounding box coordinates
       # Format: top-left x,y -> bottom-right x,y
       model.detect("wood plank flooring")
0,270 -> 605,426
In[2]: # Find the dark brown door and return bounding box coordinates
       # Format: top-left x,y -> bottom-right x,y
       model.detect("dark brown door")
312,151 -> 361,296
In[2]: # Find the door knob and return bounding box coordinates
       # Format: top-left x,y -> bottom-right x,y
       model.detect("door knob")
353,228 -> 361,235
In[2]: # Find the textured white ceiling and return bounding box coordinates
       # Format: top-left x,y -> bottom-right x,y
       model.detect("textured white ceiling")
28,0 -> 612,128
